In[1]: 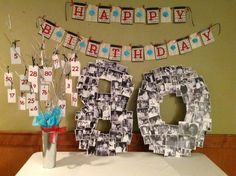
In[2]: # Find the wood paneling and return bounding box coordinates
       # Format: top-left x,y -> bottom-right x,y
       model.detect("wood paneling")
0,132 -> 235,176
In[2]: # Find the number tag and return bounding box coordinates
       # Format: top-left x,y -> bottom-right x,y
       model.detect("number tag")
30,81 -> 38,93
71,93 -> 78,107
71,61 -> 81,77
26,93 -> 36,109
52,54 -> 61,69
18,96 -> 26,110
43,67 -> 53,82
8,89 -> 16,103
4,72 -> 13,87
40,85 -> 49,101
58,100 -> 66,117
10,47 -> 21,64
28,65 -> 39,82
29,101 -> 38,117
19,75 -> 30,91
65,78 -> 72,94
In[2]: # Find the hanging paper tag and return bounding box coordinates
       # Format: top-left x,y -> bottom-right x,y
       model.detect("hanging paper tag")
131,46 -> 144,62
71,93 -> 78,107
26,93 -> 36,109
71,61 -> 81,77
38,20 -> 55,39
121,8 -> 134,24
72,3 -> 86,20
98,43 -> 110,59
40,84 -> 49,101
58,100 -> 66,117
30,81 -> 38,93
167,40 -> 180,56
19,75 -> 30,91
144,45 -> 155,60
85,4 -> 98,22
52,54 -> 61,69
134,7 -> 146,23
51,27 -> 65,43
10,47 -> 21,64
4,72 -> 13,87
146,8 -> 160,24
28,65 -> 38,82
177,38 -> 192,54
122,45 -> 132,61
173,7 -> 187,23
98,6 -> 111,23
154,44 -> 168,60
109,45 -> 122,61
200,29 -> 215,45
18,96 -> 26,110
63,32 -> 79,50
111,6 -> 121,23
86,40 -> 100,58
8,89 -> 16,103
189,33 -> 202,49
65,78 -> 72,94
43,67 -> 53,82
29,101 -> 38,117
161,7 -> 172,23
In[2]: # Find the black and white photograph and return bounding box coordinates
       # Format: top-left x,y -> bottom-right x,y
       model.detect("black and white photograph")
79,140 -> 89,150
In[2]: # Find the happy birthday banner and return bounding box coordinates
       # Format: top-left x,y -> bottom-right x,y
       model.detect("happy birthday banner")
65,2 -> 194,25
38,17 -> 220,62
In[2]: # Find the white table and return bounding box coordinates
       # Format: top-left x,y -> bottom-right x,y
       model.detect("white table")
16,152 -> 227,176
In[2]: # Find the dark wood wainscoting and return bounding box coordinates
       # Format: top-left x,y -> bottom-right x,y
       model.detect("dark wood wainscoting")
0,132 -> 235,176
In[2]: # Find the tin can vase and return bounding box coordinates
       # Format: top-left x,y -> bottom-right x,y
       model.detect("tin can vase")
42,131 -> 58,168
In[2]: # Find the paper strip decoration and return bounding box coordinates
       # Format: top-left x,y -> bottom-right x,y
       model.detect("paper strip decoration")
71,93 -> 78,107
146,8 -> 160,24
98,43 -> 110,59
10,47 -> 21,64
177,37 -> 192,54
71,61 -> 81,77
121,8 -> 134,25
154,44 -> 168,60
52,54 -> 61,69
109,45 -> 122,61
161,7 -> 172,23
58,100 -> 66,117
38,20 -> 55,39
86,40 -> 100,58
85,4 -> 98,22
132,46 -> 144,62
40,84 -> 49,101
26,93 -> 36,109
29,100 -> 38,117
72,3 -> 86,20
63,32 -> 79,50
122,45 -> 132,61
65,78 -> 72,94
173,7 -> 187,23
167,40 -> 180,56
19,75 -> 30,91
189,33 -> 202,49
111,6 -> 121,23
144,45 -> 155,60
51,27 -> 65,43
135,7 -> 146,23
200,29 -> 215,45
98,6 -> 111,23
28,65 -> 38,82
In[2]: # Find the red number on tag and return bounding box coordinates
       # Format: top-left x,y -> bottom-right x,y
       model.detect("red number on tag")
30,71 -> 37,77
9,93 -> 15,97
44,71 -> 52,76
28,98 -> 35,104
21,79 -> 28,85
72,66 -> 79,72
20,100 -> 25,105
6,76 -> 13,81
42,90 -> 47,95
60,104 -> 65,109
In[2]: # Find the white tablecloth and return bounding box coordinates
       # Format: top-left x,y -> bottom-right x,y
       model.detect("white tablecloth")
16,152 -> 227,176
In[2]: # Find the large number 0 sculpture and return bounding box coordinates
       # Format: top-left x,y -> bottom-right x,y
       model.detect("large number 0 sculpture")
75,60 -> 134,156
75,61 -> 211,157
137,66 -> 211,156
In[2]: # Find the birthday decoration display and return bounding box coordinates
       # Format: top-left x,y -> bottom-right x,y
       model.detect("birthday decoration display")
38,17 -> 220,62
67,2 -> 194,25
75,59 -> 134,156
137,66 -> 211,157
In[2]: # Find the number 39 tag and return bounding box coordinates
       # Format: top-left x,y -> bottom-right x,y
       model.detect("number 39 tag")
8,89 -> 16,103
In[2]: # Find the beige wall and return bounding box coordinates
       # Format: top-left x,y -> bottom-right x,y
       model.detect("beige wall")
0,0 -> 235,134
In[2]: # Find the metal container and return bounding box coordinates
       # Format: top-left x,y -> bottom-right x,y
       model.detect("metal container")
42,131 -> 58,168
